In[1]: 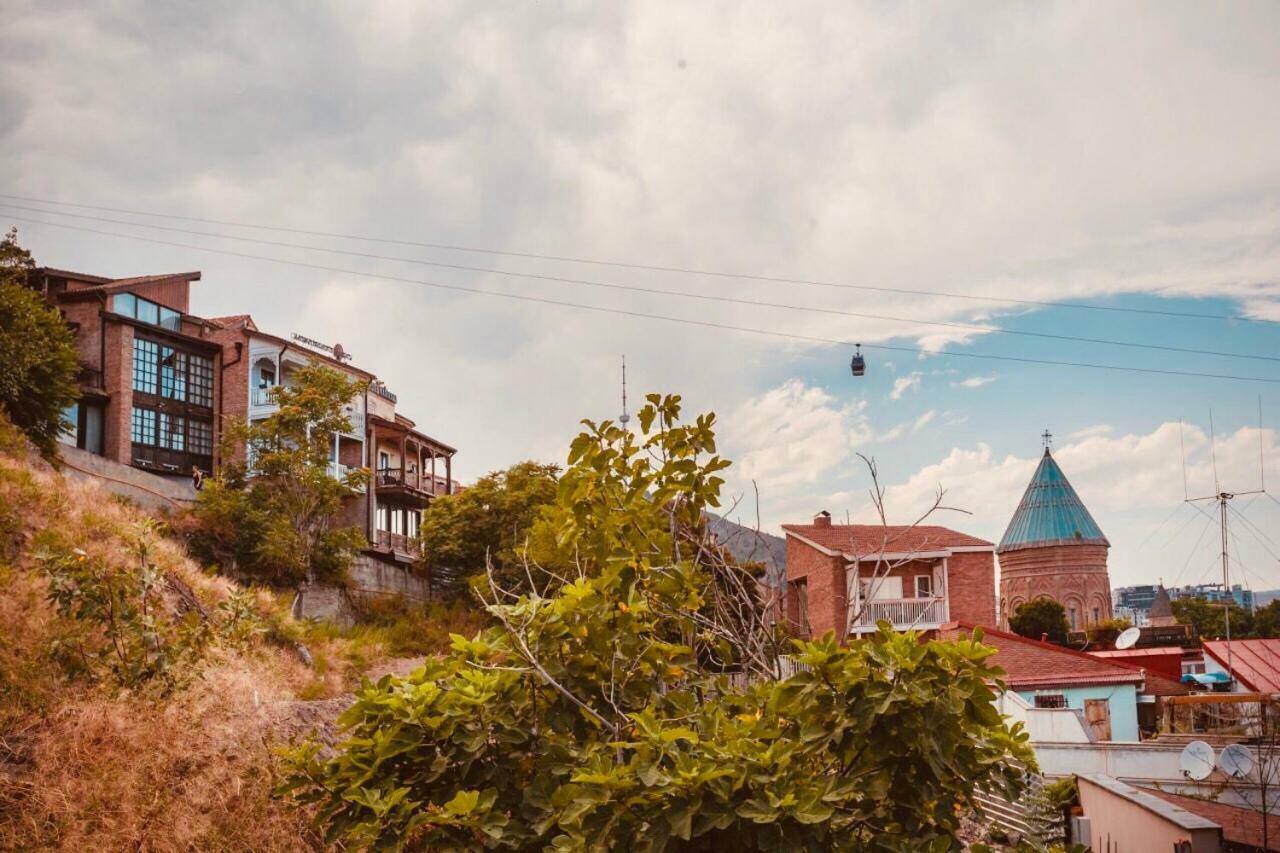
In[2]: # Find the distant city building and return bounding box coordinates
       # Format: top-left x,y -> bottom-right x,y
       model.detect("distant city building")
1113,582 -> 1254,620
998,441 -> 1113,631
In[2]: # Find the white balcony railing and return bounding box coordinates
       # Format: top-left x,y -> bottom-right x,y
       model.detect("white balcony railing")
849,597 -> 948,631
252,386 -> 277,406
328,462 -> 366,493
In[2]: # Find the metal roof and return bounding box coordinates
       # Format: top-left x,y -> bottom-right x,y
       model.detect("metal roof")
997,448 -> 1109,553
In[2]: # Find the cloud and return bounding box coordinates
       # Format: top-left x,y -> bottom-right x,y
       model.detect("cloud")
890,372 -> 923,400
722,380 -> 870,492
953,374 -> 996,389
1067,424 -> 1112,441
912,410 -> 936,432
867,423 -> 1280,587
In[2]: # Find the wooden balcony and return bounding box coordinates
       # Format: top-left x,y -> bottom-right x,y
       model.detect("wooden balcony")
375,468 -> 449,504
848,596 -> 949,633
374,529 -> 420,561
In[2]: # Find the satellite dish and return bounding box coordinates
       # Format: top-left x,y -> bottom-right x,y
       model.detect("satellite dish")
1179,740 -> 1216,781
1219,744 -> 1255,779
1115,627 -> 1141,650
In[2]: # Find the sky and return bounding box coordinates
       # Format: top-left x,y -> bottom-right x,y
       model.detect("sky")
3,2 -> 1279,592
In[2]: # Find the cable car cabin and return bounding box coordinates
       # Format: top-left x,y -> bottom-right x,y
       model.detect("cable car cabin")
850,345 -> 865,377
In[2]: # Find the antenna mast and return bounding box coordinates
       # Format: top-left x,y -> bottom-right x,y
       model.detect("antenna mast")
619,355 -> 630,432
1185,408 -> 1268,684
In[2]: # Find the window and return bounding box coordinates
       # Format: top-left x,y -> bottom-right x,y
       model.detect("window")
131,407 -> 156,445
114,293 -> 136,317
390,508 -> 405,535
860,576 -> 903,601
158,306 -> 181,330
378,451 -> 390,471
1093,607 -> 1101,625
1068,607 -> 1079,630
189,354 -> 213,407
136,298 -> 159,325
132,338 -> 160,394
188,420 -> 213,456
407,510 -> 420,539
159,414 -> 186,451
914,575 -> 933,598
794,580 -> 810,635
1034,693 -> 1068,709
376,504 -> 389,532
113,292 -> 179,328
159,347 -> 188,401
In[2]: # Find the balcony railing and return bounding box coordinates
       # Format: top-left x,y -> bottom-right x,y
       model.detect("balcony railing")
376,529 -> 420,555
376,468 -> 450,495
849,597 -> 948,630
252,386 -> 277,406
328,462 -> 366,492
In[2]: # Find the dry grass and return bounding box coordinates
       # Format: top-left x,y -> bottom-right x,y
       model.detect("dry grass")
0,418 -> 485,851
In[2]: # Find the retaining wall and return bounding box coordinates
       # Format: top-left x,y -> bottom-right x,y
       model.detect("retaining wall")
58,444 -> 196,512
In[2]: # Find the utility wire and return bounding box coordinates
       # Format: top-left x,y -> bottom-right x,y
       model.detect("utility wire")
5,201 -> 1277,365
2,190 -> 1274,326
10,213 -> 1280,386
1170,512 -> 1220,588
1229,504 -> 1280,563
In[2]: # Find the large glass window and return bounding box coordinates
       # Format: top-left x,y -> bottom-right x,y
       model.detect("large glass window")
159,347 -> 188,401
131,407 -> 157,445
114,292 -> 182,330
159,413 -> 186,451
132,339 -> 159,394
188,420 -> 213,456
189,354 -> 213,407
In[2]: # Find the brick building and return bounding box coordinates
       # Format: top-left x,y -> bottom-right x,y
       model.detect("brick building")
998,445 -> 1113,630
29,267 -> 223,476
31,267 -> 457,573
782,512 -> 997,640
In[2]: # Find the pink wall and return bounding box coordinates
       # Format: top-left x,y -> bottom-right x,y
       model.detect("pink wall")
1077,775 -> 1221,853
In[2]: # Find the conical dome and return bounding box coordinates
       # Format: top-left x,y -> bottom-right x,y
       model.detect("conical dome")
997,448 -> 1109,553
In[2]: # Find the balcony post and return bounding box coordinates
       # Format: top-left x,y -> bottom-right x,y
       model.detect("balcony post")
445,454 -> 452,494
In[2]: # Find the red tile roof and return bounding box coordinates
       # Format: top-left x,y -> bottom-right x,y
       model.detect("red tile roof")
1142,786 -> 1280,851
1202,639 -> 1280,693
207,314 -> 257,331
941,622 -> 1146,690
782,523 -> 992,557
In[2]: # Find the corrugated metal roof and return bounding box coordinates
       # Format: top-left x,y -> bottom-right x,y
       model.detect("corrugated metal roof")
1202,638 -> 1280,693
997,448 -> 1109,553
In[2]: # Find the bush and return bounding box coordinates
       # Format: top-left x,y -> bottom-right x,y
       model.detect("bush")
0,229 -> 80,459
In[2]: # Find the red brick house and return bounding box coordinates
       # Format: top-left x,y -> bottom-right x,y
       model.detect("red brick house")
782,511 -> 997,639
29,267 -> 223,475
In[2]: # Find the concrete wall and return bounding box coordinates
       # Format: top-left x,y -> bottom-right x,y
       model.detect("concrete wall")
291,554 -> 434,624
58,444 -> 196,512
997,691 -> 1094,743
1014,684 -> 1141,743
1077,774 -> 1221,853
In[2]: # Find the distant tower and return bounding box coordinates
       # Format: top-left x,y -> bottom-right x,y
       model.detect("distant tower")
998,432 -> 1113,631
618,355 -> 630,432
1148,585 -> 1177,628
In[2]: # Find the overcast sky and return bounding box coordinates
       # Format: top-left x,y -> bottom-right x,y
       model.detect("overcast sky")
4,2 -> 1279,591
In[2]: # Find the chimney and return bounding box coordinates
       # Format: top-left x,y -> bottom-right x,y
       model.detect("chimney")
1040,633 -> 1049,643
814,510 -> 832,528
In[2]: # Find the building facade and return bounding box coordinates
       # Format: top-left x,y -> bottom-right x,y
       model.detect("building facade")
33,267 -> 458,574
30,267 -> 224,477
782,512 -> 997,640
998,445 -> 1113,631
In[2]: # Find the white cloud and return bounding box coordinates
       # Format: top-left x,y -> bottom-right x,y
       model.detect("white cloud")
1067,424 -> 1112,441
912,410 -> 936,432
722,380 -> 871,492
953,374 -> 997,389
890,372 -> 923,400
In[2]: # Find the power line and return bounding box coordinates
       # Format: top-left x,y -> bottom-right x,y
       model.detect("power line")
3,190 -> 1274,326
5,201 -> 1277,365
10,212 -> 1280,386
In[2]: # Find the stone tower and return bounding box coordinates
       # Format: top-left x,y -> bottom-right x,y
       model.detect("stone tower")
998,444 -> 1112,631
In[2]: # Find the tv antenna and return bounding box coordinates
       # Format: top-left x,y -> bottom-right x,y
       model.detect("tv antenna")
618,355 -> 631,432
1180,398 -> 1270,683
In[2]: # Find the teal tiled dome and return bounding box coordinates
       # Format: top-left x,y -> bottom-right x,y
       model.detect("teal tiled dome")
997,448 -> 1109,553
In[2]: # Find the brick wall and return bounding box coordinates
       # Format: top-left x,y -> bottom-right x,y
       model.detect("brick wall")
999,544 -> 1112,628
59,299 -> 104,370
102,321 -> 134,466
947,551 -> 997,626
785,536 -> 846,639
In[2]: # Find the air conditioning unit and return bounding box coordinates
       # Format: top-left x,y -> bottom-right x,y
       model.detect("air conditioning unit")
1069,816 -> 1091,845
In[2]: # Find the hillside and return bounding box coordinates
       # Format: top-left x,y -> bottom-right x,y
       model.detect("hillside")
0,417 -> 461,851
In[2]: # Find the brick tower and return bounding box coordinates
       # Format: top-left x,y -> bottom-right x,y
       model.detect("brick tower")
998,439 -> 1112,631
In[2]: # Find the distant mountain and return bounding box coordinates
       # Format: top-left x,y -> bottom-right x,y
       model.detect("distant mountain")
704,511 -> 786,588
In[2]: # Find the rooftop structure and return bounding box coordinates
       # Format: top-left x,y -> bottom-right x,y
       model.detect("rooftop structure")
998,442 -> 1113,631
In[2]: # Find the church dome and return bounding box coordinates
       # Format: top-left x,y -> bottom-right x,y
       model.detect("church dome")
997,447 -> 1109,554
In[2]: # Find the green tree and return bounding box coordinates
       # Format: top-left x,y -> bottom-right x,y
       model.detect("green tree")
0,228 -> 79,459
282,394 -> 1034,851
1252,600 -> 1280,639
1171,596 -> 1255,640
1009,598 -> 1070,645
187,364 -> 368,586
417,460 -> 559,596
